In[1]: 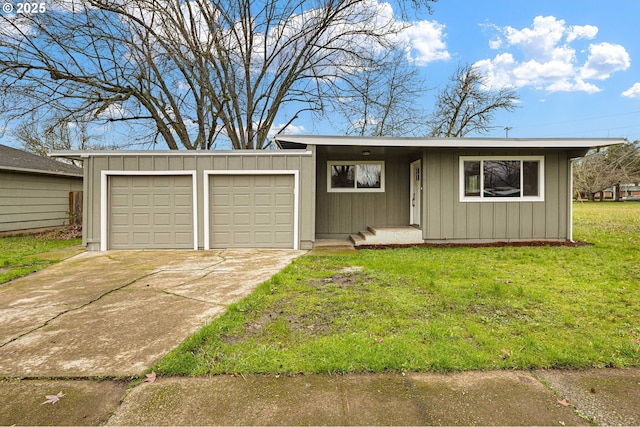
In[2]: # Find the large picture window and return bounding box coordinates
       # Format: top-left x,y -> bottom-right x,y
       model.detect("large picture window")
328,161 -> 385,192
460,156 -> 544,202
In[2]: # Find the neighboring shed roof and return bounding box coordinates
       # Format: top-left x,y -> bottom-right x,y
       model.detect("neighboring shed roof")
0,144 -> 83,177
274,135 -> 626,150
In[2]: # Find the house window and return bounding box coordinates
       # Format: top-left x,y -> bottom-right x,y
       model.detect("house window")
460,156 -> 544,202
328,161 -> 385,192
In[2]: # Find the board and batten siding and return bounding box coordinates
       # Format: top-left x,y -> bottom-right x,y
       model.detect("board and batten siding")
0,170 -> 83,232
423,149 -> 571,242
315,147 -> 413,238
82,151 -> 314,250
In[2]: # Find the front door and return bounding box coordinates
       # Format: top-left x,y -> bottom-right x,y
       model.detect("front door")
410,160 -> 421,227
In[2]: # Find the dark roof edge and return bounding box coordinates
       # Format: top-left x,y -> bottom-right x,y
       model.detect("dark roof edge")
0,165 -> 83,177
274,135 -> 626,149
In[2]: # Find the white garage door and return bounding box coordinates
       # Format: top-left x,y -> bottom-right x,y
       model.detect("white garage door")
209,174 -> 295,248
108,175 -> 194,249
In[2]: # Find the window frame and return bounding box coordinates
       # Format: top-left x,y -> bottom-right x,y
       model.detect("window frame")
459,156 -> 545,202
327,160 -> 385,193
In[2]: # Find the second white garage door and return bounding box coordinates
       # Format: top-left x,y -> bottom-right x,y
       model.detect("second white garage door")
208,174 -> 295,248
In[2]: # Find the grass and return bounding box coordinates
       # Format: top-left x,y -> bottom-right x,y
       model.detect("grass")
155,203 -> 640,375
0,228 -> 82,284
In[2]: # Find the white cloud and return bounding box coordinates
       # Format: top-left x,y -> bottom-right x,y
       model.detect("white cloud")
489,37 -> 503,50
622,83 -> 640,98
475,16 -> 630,94
566,24 -> 598,43
579,42 -> 631,80
546,79 -> 601,94
268,123 -> 305,138
0,14 -> 36,38
398,20 -> 450,65
502,15 -> 566,60
93,103 -> 128,120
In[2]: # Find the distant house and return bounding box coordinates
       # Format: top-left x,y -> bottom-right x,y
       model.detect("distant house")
0,144 -> 83,234
52,136 -> 623,251
621,184 -> 640,199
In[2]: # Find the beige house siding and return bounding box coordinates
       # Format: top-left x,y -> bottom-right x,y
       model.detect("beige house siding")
315,146 -> 417,238
0,170 -> 83,232
82,151 -> 314,250
423,149 -> 570,242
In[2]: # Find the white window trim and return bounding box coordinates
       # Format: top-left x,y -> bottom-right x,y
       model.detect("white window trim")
327,160 -> 385,193
203,170 -> 300,250
459,156 -> 545,202
101,170 -> 198,251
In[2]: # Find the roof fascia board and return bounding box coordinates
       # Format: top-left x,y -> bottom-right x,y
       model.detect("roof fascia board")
50,149 -> 313,159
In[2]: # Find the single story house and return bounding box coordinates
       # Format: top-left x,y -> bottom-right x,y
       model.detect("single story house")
52,136 -> 624,251
0,144 -> 83,234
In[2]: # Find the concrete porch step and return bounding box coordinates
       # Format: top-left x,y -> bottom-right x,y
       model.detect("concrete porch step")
350,226 -> 423,246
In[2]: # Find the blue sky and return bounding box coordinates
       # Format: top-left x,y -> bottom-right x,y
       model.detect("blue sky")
306,0 -> 640,141
2,0 -> 639,149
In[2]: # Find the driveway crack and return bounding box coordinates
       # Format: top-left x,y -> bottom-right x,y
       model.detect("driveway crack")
0,270 -> 159,349
159,289 -> 224,306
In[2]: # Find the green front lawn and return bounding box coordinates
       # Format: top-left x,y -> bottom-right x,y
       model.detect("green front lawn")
156,203 -> 640,374
0,229 -> 82,284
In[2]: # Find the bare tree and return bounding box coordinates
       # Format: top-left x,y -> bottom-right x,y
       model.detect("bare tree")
329,49 -> 429,137
0,0 -> 435,150
428,64 -> 519,137
11,114 -> 121,165
573,141 -> 640,201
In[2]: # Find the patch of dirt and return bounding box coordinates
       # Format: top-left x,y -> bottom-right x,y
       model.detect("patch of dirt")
223,269 -> 372,344
33,225 -> 82,240
309,267 -> 368,289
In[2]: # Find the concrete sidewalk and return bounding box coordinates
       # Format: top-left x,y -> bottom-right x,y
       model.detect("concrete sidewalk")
1,368 -> 639,425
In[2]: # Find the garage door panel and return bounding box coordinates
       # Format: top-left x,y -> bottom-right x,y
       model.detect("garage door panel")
133,232 -> 150,245
275,194 -> 292,206
153,194 -> 170,207
133,213 -> 150,225
275,212 -> 292,224
153,213 -> 171,226
254,232 -> 272,243
111,213 -> 129,226
209,174 -> 294,248
174,213 -> 192,226
213,213 -> 230,226
254,194 -> 271,206
108,175 -> 194,249
111,232 -> 129,246
233,212 -> 251,225
174,232 -> 193,245
212,232 -> 230,244
153,232 -> 171,245
151,176 -> 170,187
174,194 -> 191,207
274,175 -> 292,187
132,194 -> 150,207
233,231 -> 251,244
111,194 -> 129,206
275,232 -> 292,243
233,194 -> 250,206
254,213 -> 271,225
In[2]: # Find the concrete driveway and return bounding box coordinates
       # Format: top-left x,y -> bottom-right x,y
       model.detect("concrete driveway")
0,249 -> 304,378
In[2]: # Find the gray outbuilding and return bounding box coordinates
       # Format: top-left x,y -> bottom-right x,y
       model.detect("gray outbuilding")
53,136 -> 623,250
0,144 -> 83,234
